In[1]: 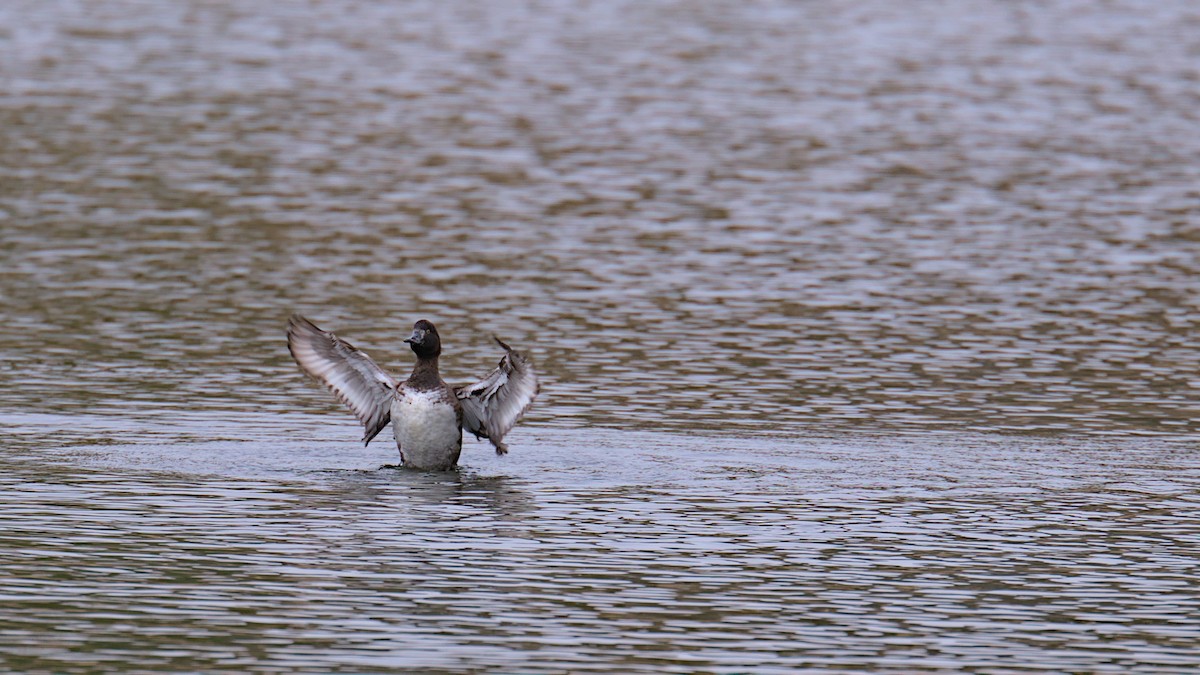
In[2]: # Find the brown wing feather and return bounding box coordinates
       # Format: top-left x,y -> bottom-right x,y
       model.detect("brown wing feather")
455,336 -> 539,455
287,314 -> 396,445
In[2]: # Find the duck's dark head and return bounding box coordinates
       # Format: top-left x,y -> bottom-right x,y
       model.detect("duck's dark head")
404,319 -> 442,359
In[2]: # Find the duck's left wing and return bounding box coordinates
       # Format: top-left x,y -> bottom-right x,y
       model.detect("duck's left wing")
455,337 -> 539,455
287,314 -> 396,445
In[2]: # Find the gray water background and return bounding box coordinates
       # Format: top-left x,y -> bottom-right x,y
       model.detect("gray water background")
1,0 -> 1199,671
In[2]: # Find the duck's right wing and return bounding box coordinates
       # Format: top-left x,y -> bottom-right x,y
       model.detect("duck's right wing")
287,314 -> 396,445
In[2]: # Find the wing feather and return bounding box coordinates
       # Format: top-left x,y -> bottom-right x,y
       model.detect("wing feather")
455,336 -> 539,455
287,314 -> 396,445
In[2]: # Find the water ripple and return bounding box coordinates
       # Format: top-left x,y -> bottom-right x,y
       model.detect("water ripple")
2,0 -> 1200,670
2,416 -> 1198,672
1,0 -> 1199,437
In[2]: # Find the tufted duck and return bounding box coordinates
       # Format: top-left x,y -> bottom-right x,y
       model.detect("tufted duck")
287,315 -> 539,470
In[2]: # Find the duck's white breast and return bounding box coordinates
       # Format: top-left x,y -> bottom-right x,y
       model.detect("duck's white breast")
392,387 -> 461,469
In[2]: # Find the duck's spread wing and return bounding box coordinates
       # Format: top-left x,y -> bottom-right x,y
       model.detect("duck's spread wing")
287,314 -> 396,445
455,337 -> 539,455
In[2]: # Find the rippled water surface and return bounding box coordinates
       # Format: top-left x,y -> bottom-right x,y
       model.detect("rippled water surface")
5,415 -> 1200,673
2,0 -> 1199,671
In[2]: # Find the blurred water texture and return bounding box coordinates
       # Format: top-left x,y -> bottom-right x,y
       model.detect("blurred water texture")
1,0 -> 1199,672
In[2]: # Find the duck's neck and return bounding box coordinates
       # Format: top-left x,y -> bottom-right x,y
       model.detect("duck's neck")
407,356 -> 442,390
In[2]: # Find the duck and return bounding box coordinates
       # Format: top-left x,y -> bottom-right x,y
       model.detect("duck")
287,314 -> 539,470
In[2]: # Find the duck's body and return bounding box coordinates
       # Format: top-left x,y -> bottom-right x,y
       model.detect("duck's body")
392,384 -> 462,471
287,315 -> 538,471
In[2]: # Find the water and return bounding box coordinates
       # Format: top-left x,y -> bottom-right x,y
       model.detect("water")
4,415 -> 1199,673
2,0 -> 1199,671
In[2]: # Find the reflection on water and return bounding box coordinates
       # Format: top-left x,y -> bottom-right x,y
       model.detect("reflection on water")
2,0 -> 1200,671
2,414 -> 1199,673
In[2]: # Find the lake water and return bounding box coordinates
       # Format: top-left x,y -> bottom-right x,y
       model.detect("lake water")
2,0 -> 1199,672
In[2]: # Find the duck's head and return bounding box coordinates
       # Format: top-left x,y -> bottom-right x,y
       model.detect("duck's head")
404,319 -> 442,359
